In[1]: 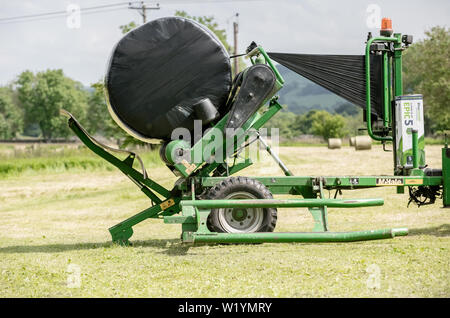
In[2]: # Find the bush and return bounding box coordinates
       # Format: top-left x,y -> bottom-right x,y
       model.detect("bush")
310,110 -> 346,140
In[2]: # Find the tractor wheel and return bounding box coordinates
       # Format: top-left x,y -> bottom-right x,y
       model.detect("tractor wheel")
205,176 -> 277,233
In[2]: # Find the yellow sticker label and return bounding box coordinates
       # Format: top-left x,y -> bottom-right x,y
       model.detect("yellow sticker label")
404,179 -> 423,185
160,198 -> 175,211
376,178 -> 403,186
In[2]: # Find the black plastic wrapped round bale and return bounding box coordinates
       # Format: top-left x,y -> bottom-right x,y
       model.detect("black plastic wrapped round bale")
105,17 -> 232,142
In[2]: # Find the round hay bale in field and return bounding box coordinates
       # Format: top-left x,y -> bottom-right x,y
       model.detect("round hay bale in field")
349,136 -> 356,146
328,138 -> 342,149
354,135 -> 372,150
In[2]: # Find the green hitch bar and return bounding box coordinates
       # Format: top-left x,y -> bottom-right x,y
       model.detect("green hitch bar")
181,198 -> 384,209
187,228 -> 409,244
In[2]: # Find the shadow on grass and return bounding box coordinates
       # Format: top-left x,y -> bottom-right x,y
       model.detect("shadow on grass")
408,224 -> 450,237
0,238 -> 197,256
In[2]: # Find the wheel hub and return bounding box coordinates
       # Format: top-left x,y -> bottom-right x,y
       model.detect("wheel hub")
217,191 -> 264,233
232,208 -> 247,221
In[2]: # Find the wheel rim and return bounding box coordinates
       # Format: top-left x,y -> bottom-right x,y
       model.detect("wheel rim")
217,191 -> 264,233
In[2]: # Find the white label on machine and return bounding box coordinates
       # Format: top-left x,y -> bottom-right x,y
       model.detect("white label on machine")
395,94 -> 425,168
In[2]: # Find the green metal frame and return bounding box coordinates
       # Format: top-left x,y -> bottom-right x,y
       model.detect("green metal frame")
66,115 -> 182,245
64,41 -> 449,246
365,35 -> 401,142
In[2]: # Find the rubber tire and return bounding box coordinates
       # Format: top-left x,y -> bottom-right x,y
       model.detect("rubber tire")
206,176 -> 277,233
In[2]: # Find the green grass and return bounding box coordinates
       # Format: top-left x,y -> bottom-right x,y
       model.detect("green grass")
425,137 -> 446,145
0,145 -> 448,297
279,140 -> 327,147
0,144 -> 162,177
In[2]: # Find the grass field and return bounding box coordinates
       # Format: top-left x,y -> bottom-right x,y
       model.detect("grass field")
0,144 -> 448,297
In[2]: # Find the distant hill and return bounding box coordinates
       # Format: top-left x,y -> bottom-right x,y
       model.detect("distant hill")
276,64 -> 359,115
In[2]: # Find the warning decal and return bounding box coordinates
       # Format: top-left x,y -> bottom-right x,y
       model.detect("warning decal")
404,179 -> 423,185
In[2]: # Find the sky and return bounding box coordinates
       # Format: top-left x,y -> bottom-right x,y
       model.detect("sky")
0,0 -> 448,86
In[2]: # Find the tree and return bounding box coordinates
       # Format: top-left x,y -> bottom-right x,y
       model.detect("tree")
309,110 -> 346,140
263,110 -> 297,138
289,110 -> 318,135
85,82 -> 105,134
119,21 -> 138,34
85,81 -> 129,145
335,102 -> 359,116
403,26 -> 450,134
16,69 -> 88,140
0,87 -> 23,139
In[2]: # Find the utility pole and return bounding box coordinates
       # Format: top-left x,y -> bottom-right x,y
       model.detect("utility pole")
128,1 -> 160,24
233,13 -> 239,75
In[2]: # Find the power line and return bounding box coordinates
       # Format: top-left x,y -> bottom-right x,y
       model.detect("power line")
157,0 -> 260,4
233,13 -> 239,74
0,2 -> 132,23
0,7 -> 129,25
0,0 -> 262,25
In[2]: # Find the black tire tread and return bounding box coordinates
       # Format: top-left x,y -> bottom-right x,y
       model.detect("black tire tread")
205,176 -> 277,233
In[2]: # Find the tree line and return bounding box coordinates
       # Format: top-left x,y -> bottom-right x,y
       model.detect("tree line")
0,16 -> 447,144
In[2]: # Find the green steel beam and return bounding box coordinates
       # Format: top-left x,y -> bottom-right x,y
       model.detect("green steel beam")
393,33 -> 403,96
110,197 -> 181,245
258,46 -> 285,85
184,228 -> 408,243
68,117 -> 171,199
201,175 -> 443,189
412,129 -> 419,169
382,51 -> 390,128
180,198 -> 384,209
252,100 -> 283,130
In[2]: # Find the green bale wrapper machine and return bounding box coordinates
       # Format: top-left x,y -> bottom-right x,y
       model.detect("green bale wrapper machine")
63,17 -> 449,245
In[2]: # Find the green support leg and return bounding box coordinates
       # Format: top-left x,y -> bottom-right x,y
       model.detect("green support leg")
309,206 -> 328,232
109,205 -> 162,245
310,178 -> 328,232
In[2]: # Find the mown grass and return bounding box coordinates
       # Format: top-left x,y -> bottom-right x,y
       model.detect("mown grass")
425,137 -> 447,145
0,144 -> 448,297
279,140 -> 327,147
0,144 -> 162,177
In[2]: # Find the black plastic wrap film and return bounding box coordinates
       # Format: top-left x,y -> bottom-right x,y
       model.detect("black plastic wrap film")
105,17 -> 232,142
268,53 -> 384,117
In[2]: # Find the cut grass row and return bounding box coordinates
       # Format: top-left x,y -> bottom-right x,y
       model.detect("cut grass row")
0,145 -> 162,177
